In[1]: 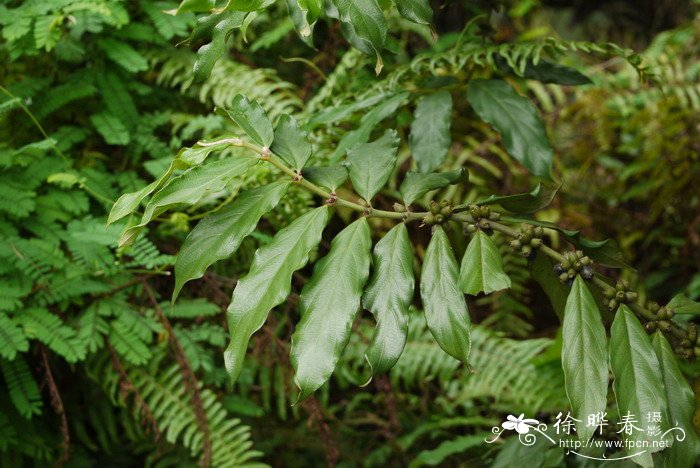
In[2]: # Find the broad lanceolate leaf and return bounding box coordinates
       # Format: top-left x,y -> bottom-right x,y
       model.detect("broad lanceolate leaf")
458,230 -> 511,295
223,0 -> 277,11
331,0 -> 387,74
561,276 -> 608,441
667,294 -> 700,316
173,181 -> 291,301
271,114 -> 312,170
297,0 -> 323,35
395,0 -> 432,25
218,94 -> 274,147
302,165 -> 348,191
224,207 -> 330,381
138,155 -> 258,226
291,218 -> 372,400
108,137 -> 233,225
420,227 -> 471,363
362,223 -> 414,379
610,305 -> 669,466
409,91 -> 452,173
467,79 -> 553,180
528,254 -> 568,320
652,332 -> 700,468
399,169 -> 465,206
345,129 -> 400,202
479,181 -> 560,214
192,11 -> 246,83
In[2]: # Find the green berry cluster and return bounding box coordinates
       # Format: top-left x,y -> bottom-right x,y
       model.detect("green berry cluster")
423,200 -> 453,226
643,302 -> 699,358
602,280 -> 637,311
463,204 -> 500,235
509,223 -> 544,258
553,250 -> 594,283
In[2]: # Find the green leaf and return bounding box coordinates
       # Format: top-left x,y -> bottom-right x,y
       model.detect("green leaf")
362,223 -> 414,379
223,0 -> 277,11
395,0 -> 433,25
224,207 -> 330,381
173,180 -> 291,300
409,91 -> 452,173
287,0 -> 316,42
192,11 -> 246,84
108,141 -> 230,225
610,305 -> 669,466
332,92 -> 408,161
0,357 -> 42,419
139,156 -> 258,226
399,169 -> 465,206
0,313 -> 29,360
331,0 -> 387,74
291,218 -> 372,400
561,276 -> 608,441
345,129 -> 400,202
218,94 -> 274,147
420,226 -> 471,363
652,332 -> 700,468
90,112 -> 130,145
298,0 -> 323,32
479,182 -> 560,213
667,294 -> 700,316
467,79 -> 553,179
496,57 -> 593,85
271,114 -> 312,170
97,38 -> 148,73
458,230 -> 511,295
302,165 -> 348,191
174,0 -> 216,14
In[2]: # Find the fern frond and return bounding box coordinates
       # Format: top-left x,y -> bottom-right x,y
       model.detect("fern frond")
16,308 -> 85,363
0,313 -> 29,360
0,356 -> 42,418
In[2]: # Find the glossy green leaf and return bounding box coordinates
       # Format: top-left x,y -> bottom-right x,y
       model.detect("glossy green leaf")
399,169 -> 465,206
395,0 -> 432,25
218,94 -> 274,147
332,92 -> 407,161
140,156 -> 258,226
331,0 -> 387,74
667,294 -> 700,315
302,165 -> 348,191
420,227 -> 471,363
192,11 -> 246,83
458,230 -> 511,295
409,91 -> 452,173
222,0 -> 277,11
224,207 -> 330,381
291,218 -> 372,400
271,114 -> 312,170
362,223 -> 414,379
610,305 -> 669,466
653,333 -> 700,467
108,158 -> 188,225
298,0 -> 323,28
174,0 -> 215,14
287,0 -> 316,43
467,79 -> 553,180
561,276 -> 609,441
345,129 -> 400,202
479,182 -> 560,213
173,180 -> 291,301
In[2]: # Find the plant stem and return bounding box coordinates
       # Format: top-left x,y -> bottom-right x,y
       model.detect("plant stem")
230,138 -> 690,345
